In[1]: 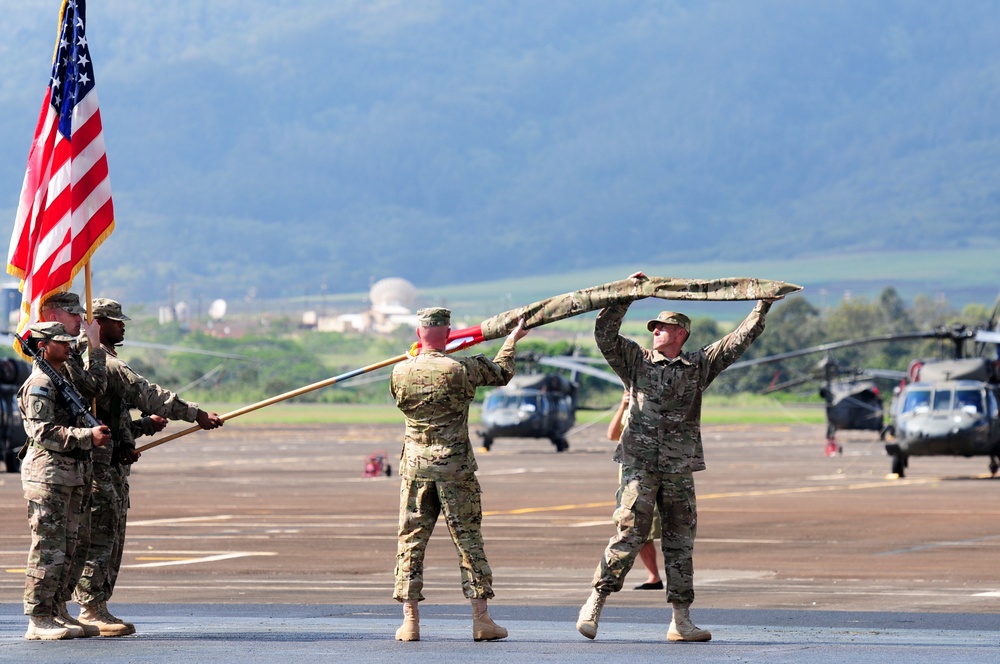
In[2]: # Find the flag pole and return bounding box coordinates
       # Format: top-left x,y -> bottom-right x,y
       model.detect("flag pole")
134,352 -> 411,453
134,326 -> 494,453
85,263 -> 93,323
85,261 -> 99,416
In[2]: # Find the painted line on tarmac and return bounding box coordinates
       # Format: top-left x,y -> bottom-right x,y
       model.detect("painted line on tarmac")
129,515 -> 235,526
485,475 -> 947,517
124,551 -> 277,568
484,501 -> 615,516
877,533 -> 1000,556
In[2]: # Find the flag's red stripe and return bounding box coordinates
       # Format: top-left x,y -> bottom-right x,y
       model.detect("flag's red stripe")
72,153 -> 109,214
70,105 -> 103,153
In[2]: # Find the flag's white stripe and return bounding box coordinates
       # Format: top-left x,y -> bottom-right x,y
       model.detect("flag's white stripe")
69,129 -> 107,187
8,104 -> 59,264
32,211 -> 72,269
44,134 -> 72,209
72,175 -> 112,234
72,89 -> 99,129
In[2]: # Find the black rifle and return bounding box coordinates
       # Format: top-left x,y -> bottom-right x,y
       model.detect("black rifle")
16,334 -> 102,428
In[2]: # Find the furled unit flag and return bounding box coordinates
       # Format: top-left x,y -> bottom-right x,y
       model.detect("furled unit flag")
6,0 -> 114,337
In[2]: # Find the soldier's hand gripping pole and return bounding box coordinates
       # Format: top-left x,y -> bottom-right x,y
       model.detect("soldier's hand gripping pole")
16,333 -> 102,428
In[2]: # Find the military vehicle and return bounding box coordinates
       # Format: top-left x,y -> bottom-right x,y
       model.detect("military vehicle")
730,321 -> 1000,476
478,353 -> 622,452
751,351 -> 906,456
0,356 -> 30,473
884,329 -> 1000,477
479,372 -> 577,452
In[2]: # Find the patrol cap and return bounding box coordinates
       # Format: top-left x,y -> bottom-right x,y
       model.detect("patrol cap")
416,307 -> 451,327
40,292 -> 85,314
646,311 -> 691,333
27,321 -> 75,342
91,298 -> 131,321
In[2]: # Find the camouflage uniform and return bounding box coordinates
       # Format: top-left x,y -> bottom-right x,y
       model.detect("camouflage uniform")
17,331 -> 101,618
590,299 -> 771,604
58,335 -> 107,608
74,332 -> 203,607
36,292 -> 109,611
391,322 -> 519,602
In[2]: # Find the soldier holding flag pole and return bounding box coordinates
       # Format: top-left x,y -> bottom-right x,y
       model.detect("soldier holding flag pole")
6,0 -> 118,642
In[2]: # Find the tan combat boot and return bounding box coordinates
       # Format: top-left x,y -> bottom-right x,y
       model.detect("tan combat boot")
101,602 -> 137,635
471,598 -> 507,641
78,602 -> 132,637
24,615 -> 72,640
55,601 -> 98,637
667,602 -> 712,642
575,589 -> 608,640
395,599 -> 420,641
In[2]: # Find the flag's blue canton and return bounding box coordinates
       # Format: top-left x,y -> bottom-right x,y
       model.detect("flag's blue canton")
50,0 -> 95,138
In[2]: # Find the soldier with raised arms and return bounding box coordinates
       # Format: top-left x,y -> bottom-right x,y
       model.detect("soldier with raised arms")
577,272 -> 782,642
391,307 -> 528,642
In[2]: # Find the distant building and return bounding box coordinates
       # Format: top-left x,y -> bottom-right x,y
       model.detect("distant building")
304,277 -> 420,333
2,282 -> 22,329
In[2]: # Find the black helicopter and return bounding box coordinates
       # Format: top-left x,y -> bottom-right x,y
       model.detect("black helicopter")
884,325 -> 1000,477
478,353 -> 622,452
729,322 -> 1000,477
752,351 -> 906,456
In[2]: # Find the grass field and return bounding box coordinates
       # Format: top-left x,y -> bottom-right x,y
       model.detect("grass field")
202,395 -> 827,427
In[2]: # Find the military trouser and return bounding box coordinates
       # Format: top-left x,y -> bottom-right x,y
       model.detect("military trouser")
393,477 -> 494,602
22,481 -> 86,617
109,467 -> 130,594
592,467 -> 697,604
73,462 -> 123,606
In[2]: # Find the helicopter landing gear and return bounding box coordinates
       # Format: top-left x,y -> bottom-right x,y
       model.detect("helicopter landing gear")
550,436 -> 569,453
890,451 -> 908,478
824,438 -> 842,457
989,456 -> 999,478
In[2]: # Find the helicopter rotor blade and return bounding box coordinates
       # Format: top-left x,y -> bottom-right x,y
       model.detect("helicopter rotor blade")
725,331 -> 942,371
537,356 -> 624,386
760,376 -> 814,394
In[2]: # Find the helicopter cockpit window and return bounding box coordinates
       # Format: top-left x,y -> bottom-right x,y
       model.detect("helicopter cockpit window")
485,393 -> 541,411
953,389 -> 982,414
518,395 -> 539,412
901,389 -> 932,414
932,390 -> 952,411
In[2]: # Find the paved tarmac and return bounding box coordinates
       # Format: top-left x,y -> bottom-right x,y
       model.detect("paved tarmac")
0,604 -> 997,662
1,420 -> 997,661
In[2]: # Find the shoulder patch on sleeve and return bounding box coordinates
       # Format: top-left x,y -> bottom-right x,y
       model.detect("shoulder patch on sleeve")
28,385 -> 51,399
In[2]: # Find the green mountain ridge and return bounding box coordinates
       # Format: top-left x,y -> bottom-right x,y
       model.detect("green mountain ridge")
1,2 -> 998,306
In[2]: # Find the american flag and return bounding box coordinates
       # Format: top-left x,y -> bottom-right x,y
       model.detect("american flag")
6,0 -> 115,336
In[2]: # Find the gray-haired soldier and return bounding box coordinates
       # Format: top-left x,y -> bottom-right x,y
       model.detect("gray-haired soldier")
72,298 -> 224,636
18,322 -> 112,640
577,272 -> 782,642
391,307 -> 528,642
